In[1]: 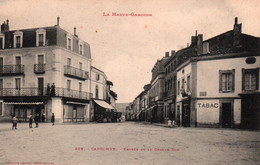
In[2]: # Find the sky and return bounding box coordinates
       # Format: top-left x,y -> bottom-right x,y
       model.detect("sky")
0,0 -> 260,103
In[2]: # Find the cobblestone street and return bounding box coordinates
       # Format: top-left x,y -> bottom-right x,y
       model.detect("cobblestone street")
0,122 -> 259,165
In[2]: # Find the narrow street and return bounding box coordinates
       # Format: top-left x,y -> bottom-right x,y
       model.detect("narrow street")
0,122 -> 259,165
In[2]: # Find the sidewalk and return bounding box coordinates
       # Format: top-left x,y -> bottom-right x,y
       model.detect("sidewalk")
139,121 -> 173,128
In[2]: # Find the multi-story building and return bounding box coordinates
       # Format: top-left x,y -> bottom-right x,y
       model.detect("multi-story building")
125,102 -> 134,121
148,53 -> 170,122
163,50 -> 177,124
0,18 -> 92,123
90,66 -> 116,122
176,18 -> 260,129
142,83 -> 150,121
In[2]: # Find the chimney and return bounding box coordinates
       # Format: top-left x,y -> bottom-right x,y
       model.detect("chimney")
165,52 -> 169,57
197,34 -> 203,55
187,43 -> 189,47
234,17 -> 238,25
57,16 -> 60,26
171,50 -> 176,56
74,27 -> 77,36
233,17 -> 242,46
195,30 -> 197,36
1,20 -> 9,32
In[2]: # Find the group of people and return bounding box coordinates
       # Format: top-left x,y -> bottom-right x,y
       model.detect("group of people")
11,113 -> 55,130
47,83 -> 56,97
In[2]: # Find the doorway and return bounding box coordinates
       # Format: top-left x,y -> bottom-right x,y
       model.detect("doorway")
182,99 -> 190,127
222,103 -> 232,128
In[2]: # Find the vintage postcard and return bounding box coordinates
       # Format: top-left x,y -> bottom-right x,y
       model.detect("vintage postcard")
0,0 -> 259,164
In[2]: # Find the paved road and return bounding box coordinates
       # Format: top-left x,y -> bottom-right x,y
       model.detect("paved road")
0,122 -> 259,165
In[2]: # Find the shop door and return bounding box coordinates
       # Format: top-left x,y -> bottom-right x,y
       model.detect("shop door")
182,100 -> 190,127
222,103 -> 232,128
72,106 -> 77,122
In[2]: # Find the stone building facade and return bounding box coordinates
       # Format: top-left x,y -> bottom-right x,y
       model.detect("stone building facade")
0,18 -> 92,123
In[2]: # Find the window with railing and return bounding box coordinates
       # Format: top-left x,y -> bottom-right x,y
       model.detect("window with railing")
34,64 -> 45,73
0,87 -> 92,100
64,65 -> 88,80
0,65 -> 24,75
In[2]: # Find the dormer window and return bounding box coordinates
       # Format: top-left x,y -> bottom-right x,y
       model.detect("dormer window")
39,34 -> 44,46
66,34 -> 73,50
36,29 -> 46,47
13,31 -> 23,48
16,36 -> 21,48
78,40 -> 84,55
80,44 -> 83,55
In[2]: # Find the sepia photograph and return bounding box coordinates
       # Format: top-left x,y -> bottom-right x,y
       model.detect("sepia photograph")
0,0 -> 259,164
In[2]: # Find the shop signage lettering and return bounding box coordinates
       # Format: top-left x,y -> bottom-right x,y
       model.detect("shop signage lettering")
198,103 -> 218,108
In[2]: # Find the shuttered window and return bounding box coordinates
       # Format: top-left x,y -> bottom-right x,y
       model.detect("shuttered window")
219,69 -> 235,93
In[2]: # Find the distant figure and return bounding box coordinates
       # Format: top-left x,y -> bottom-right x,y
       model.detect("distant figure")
28,113 -> 33,128
47,83 -> 51,96
168,119 -> 173,128
42,113 -> 45,122
35,113 -> 39,128
51,113 -> 55,126
12,115 -> 18,130
51,83 -> 55,96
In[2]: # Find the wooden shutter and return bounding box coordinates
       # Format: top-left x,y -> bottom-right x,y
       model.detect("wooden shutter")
256,68 -> 259,90
242,68 -> 245,90
232,69 -> 235,92
219,70 -> 222,92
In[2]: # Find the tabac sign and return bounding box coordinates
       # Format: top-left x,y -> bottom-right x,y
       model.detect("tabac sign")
197,100 -> 219,110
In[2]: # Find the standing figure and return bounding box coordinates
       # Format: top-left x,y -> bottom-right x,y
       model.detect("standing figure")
51,83 -> 56,96
42,113 -> 45,122
47,83 -> 51,97
12,115 -> 18,130
28,113 -> 33,128
51,113 -> 55,126
35,113 -> 39,128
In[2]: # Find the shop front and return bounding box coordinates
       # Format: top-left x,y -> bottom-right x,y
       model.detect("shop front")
240,92 -> 260,129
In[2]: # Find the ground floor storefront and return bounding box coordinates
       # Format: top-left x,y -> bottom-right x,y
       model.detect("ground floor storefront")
0,97 -> 90,123
176,97 -> 243,128
90,99 -> 119,122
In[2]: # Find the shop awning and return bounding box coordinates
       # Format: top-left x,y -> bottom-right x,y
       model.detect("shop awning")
66,101 -> 89,106
4,102 -> 44,105
93,99 -> 115,109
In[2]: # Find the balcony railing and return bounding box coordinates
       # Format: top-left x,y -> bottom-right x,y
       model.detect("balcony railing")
0,65 -> 24,76
64,65 -> 89,80
54,87 -> 92,100
34,64 -> 45,74
0,88 -> 46,97
0,87 -> 92,100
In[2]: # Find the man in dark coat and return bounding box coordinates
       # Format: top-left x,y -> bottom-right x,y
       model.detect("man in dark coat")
35,113 -> 39,128
47,83 -> 50,97
51,83 -> 55,96
51,113 -> 55,126
28,113 -> 33,128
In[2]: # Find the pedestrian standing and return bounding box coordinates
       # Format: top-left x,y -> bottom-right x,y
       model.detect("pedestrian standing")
42,113 -> 45,122
12,115 -> 18,130
28,113 -> 33,128
51,83 -> 55,96
35,113 -> 39,128
51,113 -> 55,126
47,83 -> 50,97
